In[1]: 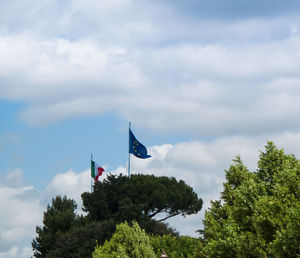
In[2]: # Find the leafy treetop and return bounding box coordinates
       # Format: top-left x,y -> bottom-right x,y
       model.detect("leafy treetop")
81,174 -> 203,225
199,142 -> 300,258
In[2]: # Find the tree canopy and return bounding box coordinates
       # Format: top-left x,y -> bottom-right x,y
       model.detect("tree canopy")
199,142 -> 300,257
32,142 -> 300,257
45,220 -> 116,258
32,196 -> 78,258
81,174 -> 203,232
93,221 -> 156,258
32,174 -> 202,257
150,234 -> 201,257
93,221 -> 202,258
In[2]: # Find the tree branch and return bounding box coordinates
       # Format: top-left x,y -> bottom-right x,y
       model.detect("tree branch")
157,212 -> 180,222
148,208 -> 165,218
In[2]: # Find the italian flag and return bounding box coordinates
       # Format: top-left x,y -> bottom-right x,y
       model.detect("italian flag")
91,160 -> 104,182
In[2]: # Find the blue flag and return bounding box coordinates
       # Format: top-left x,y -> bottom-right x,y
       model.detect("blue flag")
129,128 -> 151,159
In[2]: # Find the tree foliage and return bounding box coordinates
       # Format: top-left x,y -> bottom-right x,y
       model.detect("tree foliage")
93,221 -> 203,258
93,221 -> 156,258
81,174 -> 202,234
46,220 -> 116,258
199,142 -> 300,257
32,197 -> 117,258
150,234 -> 202,258
32,174 -> 202,257
32,196 -> 78,258
32,142 -> 300,257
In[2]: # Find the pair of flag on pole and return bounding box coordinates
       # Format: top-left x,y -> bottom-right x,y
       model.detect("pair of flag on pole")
91,124 -> 151,183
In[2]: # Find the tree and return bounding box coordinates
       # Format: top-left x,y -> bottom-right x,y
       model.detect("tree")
46,220 -> 116,258
81,174 -> 203,235
93,221 -> 202,258
32,198 -> 116,258
32,196 -> 78,257
92,221 -> 156,258
129,174 -> 203,222
198,142 -> 300,257
150,234 -> 202,257
32,174 -> 202,257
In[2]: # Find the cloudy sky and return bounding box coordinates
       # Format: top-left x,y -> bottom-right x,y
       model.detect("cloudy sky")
1,0 -> 300,257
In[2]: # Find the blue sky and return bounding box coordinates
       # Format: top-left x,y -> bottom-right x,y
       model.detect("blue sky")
1,0 -> 300,257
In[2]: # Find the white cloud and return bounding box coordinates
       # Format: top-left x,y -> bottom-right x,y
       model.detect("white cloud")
70,0 -> 132,15
46,168 -> 91,210
0,170 -> 43,257
1,32 -> 300,135
0,246 -> 32,258
0,167 -> 95,257
0,247 -> 18,258
0,0 -> 300,136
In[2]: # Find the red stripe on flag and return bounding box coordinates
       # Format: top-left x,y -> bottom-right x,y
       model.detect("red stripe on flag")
98,167 -> 104,176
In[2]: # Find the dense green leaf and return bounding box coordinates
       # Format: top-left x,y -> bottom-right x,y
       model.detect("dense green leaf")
199,142 -> 300,257
93,221 -> 156,258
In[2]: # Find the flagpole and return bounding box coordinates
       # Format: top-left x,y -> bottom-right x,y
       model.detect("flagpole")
128,121 -> 131,178
91,153 -> 93,192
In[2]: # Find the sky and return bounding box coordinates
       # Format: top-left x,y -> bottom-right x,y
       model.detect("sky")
1,0 -> 300,257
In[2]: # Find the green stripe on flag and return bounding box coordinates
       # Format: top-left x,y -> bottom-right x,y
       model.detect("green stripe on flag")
91,160 -> 96,178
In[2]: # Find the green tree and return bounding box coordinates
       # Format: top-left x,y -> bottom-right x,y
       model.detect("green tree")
198,142 -> 300,257
150,234 -> 202,258
32,175 -> 203,257
32,196 -> 78,258
81,174 -> 203,235
46,220 -> 116,258
93,221 -> 156,258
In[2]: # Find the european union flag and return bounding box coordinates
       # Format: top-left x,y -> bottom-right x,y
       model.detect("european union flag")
129,128 -> 151,159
